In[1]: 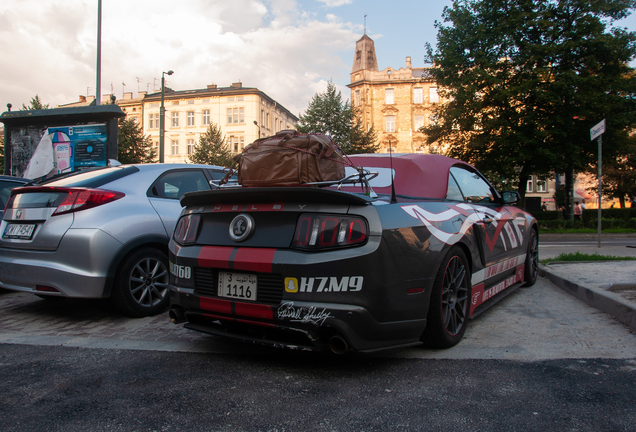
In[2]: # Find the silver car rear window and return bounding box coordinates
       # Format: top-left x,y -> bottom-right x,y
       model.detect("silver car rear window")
41,166 -> 140,189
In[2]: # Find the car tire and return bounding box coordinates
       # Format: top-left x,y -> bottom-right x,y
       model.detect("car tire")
422,246 -> 471,349
522,229 -> 539,287
111,247 -> 170,317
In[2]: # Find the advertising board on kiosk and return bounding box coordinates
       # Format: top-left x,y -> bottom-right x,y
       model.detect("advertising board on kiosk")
48,124 -> 108,174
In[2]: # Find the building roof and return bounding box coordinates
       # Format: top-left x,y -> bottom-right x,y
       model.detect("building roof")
0,105 -> 125,127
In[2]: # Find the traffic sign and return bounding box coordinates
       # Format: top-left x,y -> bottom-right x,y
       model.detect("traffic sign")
590,119 -> 606,140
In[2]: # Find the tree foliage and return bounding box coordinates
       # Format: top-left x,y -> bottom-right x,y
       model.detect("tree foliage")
117,118 -> 157,164
297,81 -> 378,154
21,95 -> 49,111
424,0 -> 636,205
593,131 -> 636,207
189,122 -> 234,167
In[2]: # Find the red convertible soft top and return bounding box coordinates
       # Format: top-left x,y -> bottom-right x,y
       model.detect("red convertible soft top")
345,153 -> 474,200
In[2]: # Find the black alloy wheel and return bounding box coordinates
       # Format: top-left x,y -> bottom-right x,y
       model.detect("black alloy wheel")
523,230 -> 539,287
422,246 -> 471,348
111,248 -> 170,317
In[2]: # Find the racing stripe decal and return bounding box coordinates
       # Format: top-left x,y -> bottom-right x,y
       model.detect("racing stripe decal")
197,246 -> 277,273
198,246 -> 234,269
235,302 -> 274,320
470,264 -> 525,316
200,297 -> 232,314
471,253 -> 526,285
233,248 -> 277,273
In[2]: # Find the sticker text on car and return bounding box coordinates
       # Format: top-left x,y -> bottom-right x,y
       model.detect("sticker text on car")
284,276 -> 364,293
170,262 -> 191,279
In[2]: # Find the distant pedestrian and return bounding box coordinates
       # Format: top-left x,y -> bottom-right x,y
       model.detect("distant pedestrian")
581,201 -> 586,211
574,201 -> 581,221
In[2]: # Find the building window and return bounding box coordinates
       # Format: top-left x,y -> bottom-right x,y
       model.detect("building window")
429,114 -> 439,125
227,97 -> 235,102
266,112 -> 270,129
233,108 -> 239,124
261,109 -> 265,127
430,87 -> 439,103
187,100 -> 194,105
527,176 -> 534,193
537,179 -> 547,192
239,107 -> 245,123
386,115 -> 395,132
187,111 -> 195,126
201,98 -> 210,104
414,115 -> 424,131
187,139 -> 195,155
227,135 -> 234,152
149,114 -> 155,129
202,110 -> 210,125
171,140 -> 179,155
414,88 -> 423,104
355,90 -> 360,106
171,101 -> 179,106
385,88 -> 394,105
237,96 -> 244,101
240,136 -> 245,151
171,112 -> 179,127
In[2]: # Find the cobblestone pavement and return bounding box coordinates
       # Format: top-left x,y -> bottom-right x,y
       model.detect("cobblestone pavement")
1,275 -> 635,360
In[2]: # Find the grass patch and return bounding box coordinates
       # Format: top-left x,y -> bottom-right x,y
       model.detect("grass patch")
541,252 -> 636,264
541,228 -> 636,234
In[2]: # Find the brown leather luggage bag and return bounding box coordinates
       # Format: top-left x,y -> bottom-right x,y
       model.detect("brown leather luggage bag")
237,131 -> 347,187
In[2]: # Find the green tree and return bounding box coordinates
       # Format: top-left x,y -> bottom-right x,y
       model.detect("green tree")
424,0 -> 636,207
297,80 -> 378,154
595,131 -> 636,207
21,95 -> 49,111
117,118 -> 157,164
189,122 -> 234,167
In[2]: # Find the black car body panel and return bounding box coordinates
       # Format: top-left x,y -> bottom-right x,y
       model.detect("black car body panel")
168,154 -> 538,353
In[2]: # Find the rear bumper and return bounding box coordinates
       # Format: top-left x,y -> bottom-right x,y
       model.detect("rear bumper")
0,228 -> 122,298
169,288 -> 426,352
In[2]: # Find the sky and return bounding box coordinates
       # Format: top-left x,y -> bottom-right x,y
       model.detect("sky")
2,0 -> 636,118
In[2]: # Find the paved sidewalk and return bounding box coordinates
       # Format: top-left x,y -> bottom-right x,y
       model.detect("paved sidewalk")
540,260 -> 636,331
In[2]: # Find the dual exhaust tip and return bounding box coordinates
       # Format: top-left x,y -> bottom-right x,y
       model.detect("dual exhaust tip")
169,307 -> 186,324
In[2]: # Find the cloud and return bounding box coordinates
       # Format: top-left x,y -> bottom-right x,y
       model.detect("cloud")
0,0 -> 358,117
316,0 -> 353,7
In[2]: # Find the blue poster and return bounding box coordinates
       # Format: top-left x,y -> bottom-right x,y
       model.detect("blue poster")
47,124 -> 108,172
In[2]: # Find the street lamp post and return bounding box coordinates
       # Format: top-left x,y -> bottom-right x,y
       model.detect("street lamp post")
159,70 -> 174,163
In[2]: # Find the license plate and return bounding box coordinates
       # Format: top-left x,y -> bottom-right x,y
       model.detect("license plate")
218,272 -> 258,301
3,223 -> 36,240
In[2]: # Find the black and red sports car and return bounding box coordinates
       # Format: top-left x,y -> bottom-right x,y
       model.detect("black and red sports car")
167,153 -> 538,353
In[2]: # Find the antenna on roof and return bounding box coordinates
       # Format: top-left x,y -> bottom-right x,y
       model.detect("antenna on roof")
364,14 -> 367,35
389,140 -> 397,204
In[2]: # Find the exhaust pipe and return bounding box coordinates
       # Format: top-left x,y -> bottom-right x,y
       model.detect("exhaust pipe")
328,335 -> 349,355
169,307 -> 186,324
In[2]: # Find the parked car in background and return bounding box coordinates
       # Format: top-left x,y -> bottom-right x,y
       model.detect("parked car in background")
0,163 -> 231,317
167,153 -> 539,353
0,175 -> 29,218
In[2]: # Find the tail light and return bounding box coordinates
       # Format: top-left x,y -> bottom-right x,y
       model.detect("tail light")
293,214 -> 367,251
173,214 -> 201,245
5,187 -> 124,216
52,189 -> 125,216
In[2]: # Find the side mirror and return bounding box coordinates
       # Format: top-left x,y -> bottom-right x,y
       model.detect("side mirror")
502,191 -> 520,204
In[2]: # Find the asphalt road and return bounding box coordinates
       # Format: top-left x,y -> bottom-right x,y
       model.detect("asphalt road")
1,274 -> 635,431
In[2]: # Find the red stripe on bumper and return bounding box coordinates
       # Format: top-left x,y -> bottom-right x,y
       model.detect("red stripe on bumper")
200,297 -> 232,314
235,302 -> 274,320
233,248 -> 277,273
198,246 -> 233,269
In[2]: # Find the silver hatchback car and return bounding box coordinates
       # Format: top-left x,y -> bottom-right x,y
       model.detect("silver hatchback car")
0,163 -> 229,317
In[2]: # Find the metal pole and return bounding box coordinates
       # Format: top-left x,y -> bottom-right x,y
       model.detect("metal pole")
160,74 -> 165,163
598,135 -> 602,248
96,0 -> 101,105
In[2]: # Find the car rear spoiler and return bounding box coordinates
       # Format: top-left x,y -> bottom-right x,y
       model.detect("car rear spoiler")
181,187 -> 375,207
